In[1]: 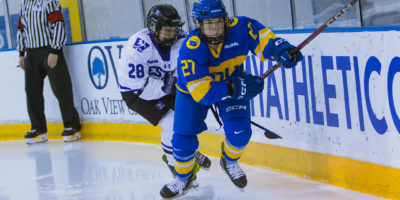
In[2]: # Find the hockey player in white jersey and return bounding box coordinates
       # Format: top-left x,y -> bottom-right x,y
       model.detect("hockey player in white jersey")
116,4 -> 211,177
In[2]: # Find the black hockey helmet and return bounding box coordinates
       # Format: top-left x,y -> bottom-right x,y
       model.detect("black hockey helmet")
147,4 -> 185,46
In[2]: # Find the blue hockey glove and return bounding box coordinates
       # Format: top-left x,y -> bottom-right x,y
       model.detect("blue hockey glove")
269,38 -> 303,68
162,72 -> 177,95
227,74 -> 264,101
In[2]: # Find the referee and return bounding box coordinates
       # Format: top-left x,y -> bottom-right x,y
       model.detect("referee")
17,0 -> 81,144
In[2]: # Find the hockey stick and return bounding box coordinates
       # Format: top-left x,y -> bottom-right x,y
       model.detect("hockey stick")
256,0 -> 359,139
210,104 -> 281,139
251,121 -> 282,139
260,0 -> 360,80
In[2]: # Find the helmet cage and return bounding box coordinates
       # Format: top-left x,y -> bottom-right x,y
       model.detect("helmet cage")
194,15 -> 229,45
147,5 -> 184,47
192,0 -> 229,45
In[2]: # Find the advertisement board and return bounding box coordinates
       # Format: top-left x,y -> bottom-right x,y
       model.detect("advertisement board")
0,30 -> 399,169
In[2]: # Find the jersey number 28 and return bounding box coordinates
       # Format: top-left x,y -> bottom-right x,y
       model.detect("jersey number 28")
128,63 -> 145,79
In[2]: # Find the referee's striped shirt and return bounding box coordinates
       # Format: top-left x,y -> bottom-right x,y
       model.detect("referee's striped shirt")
17,0 -> 67,56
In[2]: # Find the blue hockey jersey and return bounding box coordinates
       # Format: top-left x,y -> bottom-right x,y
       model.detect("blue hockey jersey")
176,16 -> 278,105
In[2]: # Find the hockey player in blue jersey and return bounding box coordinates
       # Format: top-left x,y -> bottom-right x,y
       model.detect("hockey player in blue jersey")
160,0 -> 303,198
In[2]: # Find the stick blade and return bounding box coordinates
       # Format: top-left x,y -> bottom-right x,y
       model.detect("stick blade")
264,131 -> 282,139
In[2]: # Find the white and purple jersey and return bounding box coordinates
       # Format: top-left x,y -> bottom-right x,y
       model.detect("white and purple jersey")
117,28 -> 185,100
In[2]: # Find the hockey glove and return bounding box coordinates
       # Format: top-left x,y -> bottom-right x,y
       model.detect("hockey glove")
269,38 -> 303,68
162,71 -> 177,95
227,74 -> 264,101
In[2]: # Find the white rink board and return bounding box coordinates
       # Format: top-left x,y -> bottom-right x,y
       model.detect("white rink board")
0,31 -> 399,169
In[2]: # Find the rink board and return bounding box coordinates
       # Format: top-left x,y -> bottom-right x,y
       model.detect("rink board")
0,29 -> 400,199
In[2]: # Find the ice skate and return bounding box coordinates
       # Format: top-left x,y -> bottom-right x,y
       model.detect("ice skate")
24,129 -> 48,145
195,151 -> 212,170
62,128 -> 81,142
220,143 -> 247,190
160,162 -> 200,199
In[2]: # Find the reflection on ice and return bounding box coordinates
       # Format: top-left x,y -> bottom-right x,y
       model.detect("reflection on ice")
179,185 -> 215,200
0,141 -> 384,200
26,143 -> 57,200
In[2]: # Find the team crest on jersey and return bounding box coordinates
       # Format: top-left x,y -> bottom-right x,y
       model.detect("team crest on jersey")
228,17 -> 238,27
186,36 -> 200,49
133,38 -> 150,53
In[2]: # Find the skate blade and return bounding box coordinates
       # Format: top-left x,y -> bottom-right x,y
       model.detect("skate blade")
199,165 -> 211,171
191,179 -> 199,188
63,132 -> 81,142
162,183 -> 198,200
26,134 -> 48,145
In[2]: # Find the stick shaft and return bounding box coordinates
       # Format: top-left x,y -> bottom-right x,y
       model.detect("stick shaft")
250,121 -> 282,139
260,0 -> 360,80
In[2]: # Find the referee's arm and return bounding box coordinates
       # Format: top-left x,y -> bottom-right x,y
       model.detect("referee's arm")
17,7 -> 26,69
16,8 -> 25,57
45,0 -> 67,55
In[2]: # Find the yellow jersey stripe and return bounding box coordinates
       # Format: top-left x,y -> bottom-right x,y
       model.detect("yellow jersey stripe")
176,84 -> 190,94
182,55 -> 247,102
188,79 -> 213,102
259,27 -> 271,35
254,28 -> 277,61
187,76 -> 213,91
209,55 -> 247,81
254,27 -> 271,55
209,43 -> 223,58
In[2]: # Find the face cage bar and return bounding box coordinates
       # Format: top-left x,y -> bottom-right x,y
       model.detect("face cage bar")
194,16 -> 230,45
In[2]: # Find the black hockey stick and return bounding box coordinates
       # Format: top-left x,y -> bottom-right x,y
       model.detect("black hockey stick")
251,121 -> 282,139
260,0 -> 360,80
210,105 -> 281,139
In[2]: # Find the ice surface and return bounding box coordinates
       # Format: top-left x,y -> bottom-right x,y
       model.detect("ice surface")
0,141 -> 385,200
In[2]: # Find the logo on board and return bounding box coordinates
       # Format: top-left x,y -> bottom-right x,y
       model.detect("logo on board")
88,46 -> 109,89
